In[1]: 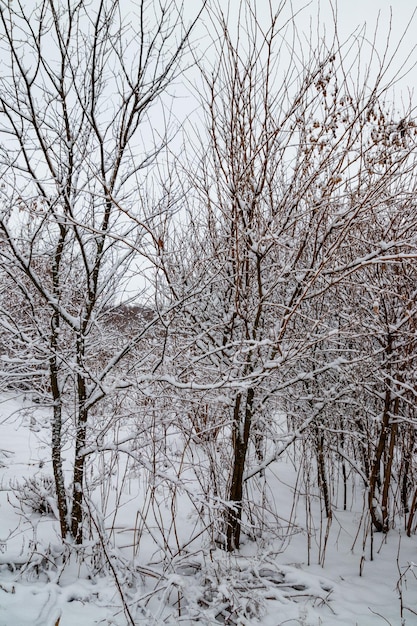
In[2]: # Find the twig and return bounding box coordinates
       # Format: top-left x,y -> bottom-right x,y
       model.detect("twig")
368,607 -> 392,625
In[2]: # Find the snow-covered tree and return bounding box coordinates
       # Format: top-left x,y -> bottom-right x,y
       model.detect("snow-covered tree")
0,0 -> 204,544
158,0 -> 417,551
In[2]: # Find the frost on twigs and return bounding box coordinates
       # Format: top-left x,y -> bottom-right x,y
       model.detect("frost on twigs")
158,552 -> 335,625
11,475 -> 57,517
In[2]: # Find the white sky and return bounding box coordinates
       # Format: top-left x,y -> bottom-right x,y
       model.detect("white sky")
317,0 -> 417,89
183,0 -> 417,96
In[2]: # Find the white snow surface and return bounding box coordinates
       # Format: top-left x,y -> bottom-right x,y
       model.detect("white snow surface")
0,393 -> 416,626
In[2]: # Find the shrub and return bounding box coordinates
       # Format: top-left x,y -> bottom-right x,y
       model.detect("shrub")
12,475 -> 56,516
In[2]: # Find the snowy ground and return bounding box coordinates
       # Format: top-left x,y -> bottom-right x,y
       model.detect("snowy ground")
0,393 -> 416,626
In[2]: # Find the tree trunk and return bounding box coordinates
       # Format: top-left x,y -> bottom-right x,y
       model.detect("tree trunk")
315,429 -> 332,519
369,381 -> 391,532
71,338 -> 88,544
50,225 -> 69,540
225,388 -> 254,551
50,347 -> 69,540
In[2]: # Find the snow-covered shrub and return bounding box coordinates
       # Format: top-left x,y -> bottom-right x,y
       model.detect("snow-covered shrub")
12,474 -> 56,516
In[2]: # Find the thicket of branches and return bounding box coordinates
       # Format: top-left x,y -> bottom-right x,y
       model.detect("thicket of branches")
0,0 -> 417,620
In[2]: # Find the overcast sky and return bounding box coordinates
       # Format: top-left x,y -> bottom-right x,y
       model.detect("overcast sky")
183,1 -> 417,98
318,0 -> 417,87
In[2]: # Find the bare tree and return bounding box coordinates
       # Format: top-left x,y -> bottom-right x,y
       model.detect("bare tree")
158,0 -> 417,551
0,0 -> 205,544
334,196 -> 417,536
